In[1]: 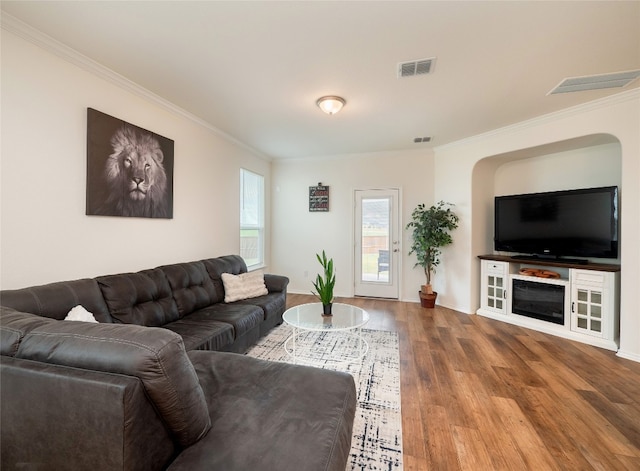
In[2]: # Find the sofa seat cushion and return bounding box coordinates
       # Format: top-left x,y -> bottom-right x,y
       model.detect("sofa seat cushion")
234,291 -> 286,322
14,319 -> 211,448
97,269 -> 179,327
163,319 -> 234,352
186,304 -> 264,339
170,351 -> 357,471
0,278 -> 112,323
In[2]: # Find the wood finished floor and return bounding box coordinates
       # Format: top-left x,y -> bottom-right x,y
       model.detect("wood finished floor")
286,293 -> 640,470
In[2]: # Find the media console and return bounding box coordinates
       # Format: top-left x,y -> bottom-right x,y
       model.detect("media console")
477,255 -> 620,351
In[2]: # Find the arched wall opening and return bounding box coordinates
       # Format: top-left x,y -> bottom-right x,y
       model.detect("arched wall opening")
469,133 -> 622,311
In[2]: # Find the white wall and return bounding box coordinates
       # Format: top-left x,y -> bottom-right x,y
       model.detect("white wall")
494,142 -> 621,197
271,149 -> 434,301
434,90 -> 640,362
0,29 -> 270,289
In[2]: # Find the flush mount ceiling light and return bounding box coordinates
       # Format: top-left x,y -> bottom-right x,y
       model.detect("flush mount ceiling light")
316,96 -> 346,115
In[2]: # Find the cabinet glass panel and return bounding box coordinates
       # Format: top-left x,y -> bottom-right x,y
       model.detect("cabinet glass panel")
572,283 -> 608,338
483,263 -> 506,314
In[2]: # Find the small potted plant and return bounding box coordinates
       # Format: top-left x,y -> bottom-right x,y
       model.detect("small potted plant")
312,250 -> 336,316
406,201 -> 459,308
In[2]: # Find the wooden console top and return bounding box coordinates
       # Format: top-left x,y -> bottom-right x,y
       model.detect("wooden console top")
477,254 -> 621,272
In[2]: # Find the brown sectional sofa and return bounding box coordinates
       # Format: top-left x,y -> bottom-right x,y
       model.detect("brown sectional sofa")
0,255 -> 357,471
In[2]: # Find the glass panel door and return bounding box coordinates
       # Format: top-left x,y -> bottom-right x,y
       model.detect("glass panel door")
354,189 -> 400,298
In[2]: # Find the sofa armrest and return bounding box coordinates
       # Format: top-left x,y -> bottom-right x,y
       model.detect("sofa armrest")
15,320 -> 211,448
264,274 -> 289,293
1,356 -> 175,471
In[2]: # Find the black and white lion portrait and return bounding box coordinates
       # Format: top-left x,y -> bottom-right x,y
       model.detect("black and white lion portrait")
87,109 -> 173,219
102,125 -> 169,217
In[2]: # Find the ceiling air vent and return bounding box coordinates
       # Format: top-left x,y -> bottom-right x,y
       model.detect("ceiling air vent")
414,136 -> 432,143
548,70 -> 640,94
398,57 -> 436,78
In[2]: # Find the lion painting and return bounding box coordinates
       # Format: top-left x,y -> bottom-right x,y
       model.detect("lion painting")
97,125 -> 170,218
86,108 -> 173,218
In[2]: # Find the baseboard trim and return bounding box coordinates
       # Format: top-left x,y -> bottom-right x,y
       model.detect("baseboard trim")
616,350 -> 640,364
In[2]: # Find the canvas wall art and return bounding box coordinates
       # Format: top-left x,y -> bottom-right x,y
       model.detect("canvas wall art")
86,108 -> 174,219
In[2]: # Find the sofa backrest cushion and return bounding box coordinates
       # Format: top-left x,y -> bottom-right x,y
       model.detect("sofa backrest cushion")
160,262 -> 218,317
15,321 -> 211,448
202,255 -> 248,303
0,279 -> 112,323
97,269 -> 180,327
0,307 -> 57,357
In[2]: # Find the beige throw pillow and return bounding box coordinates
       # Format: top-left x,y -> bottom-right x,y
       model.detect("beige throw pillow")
221,270 -> 268,303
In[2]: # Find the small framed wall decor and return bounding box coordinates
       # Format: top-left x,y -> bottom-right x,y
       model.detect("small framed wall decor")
86,108 -> 174,219
309,183 -> 329,212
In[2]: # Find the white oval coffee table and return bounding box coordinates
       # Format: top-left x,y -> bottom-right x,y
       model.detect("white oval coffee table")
282,302 -> 369,363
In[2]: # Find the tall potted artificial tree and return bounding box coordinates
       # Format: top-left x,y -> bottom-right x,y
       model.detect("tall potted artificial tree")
406,201 -> 459,308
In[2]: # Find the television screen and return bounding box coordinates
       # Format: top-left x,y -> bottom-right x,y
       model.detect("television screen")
494,186 -> 618,260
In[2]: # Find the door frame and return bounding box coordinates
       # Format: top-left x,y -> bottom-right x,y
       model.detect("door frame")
353,187 -> 402,299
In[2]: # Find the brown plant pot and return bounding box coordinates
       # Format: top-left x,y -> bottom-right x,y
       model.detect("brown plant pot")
419,290 -> 437,308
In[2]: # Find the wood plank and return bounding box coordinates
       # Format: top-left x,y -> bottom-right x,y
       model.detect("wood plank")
452,370 -> 528,470
491,396 -> 561,470
422,402 -> 460,470
579,390 -> 640,450
451,425 -> 494,470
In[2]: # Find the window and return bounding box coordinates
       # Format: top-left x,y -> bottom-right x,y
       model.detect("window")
240,169 -> 264,268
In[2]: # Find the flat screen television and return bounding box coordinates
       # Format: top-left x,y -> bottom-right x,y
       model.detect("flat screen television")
494,186 -> 618,261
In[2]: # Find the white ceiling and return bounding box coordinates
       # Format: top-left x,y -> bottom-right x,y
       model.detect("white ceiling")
2,1 -> 639,160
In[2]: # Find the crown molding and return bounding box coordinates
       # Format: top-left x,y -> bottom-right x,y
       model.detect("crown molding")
435,87 -> 640,152
1,13 -> 272,161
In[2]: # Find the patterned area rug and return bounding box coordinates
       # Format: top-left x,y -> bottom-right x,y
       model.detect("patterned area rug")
246,325 -> 403,470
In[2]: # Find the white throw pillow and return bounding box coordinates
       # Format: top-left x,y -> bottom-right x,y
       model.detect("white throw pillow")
221,270 -> 268,303
64,305 -> 98,323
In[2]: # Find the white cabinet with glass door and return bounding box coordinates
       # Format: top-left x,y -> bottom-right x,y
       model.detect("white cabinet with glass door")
570,269 -> 619,342
478,260 -> 509,317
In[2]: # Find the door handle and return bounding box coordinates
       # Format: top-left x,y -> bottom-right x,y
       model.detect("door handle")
393,249 -> 399,253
